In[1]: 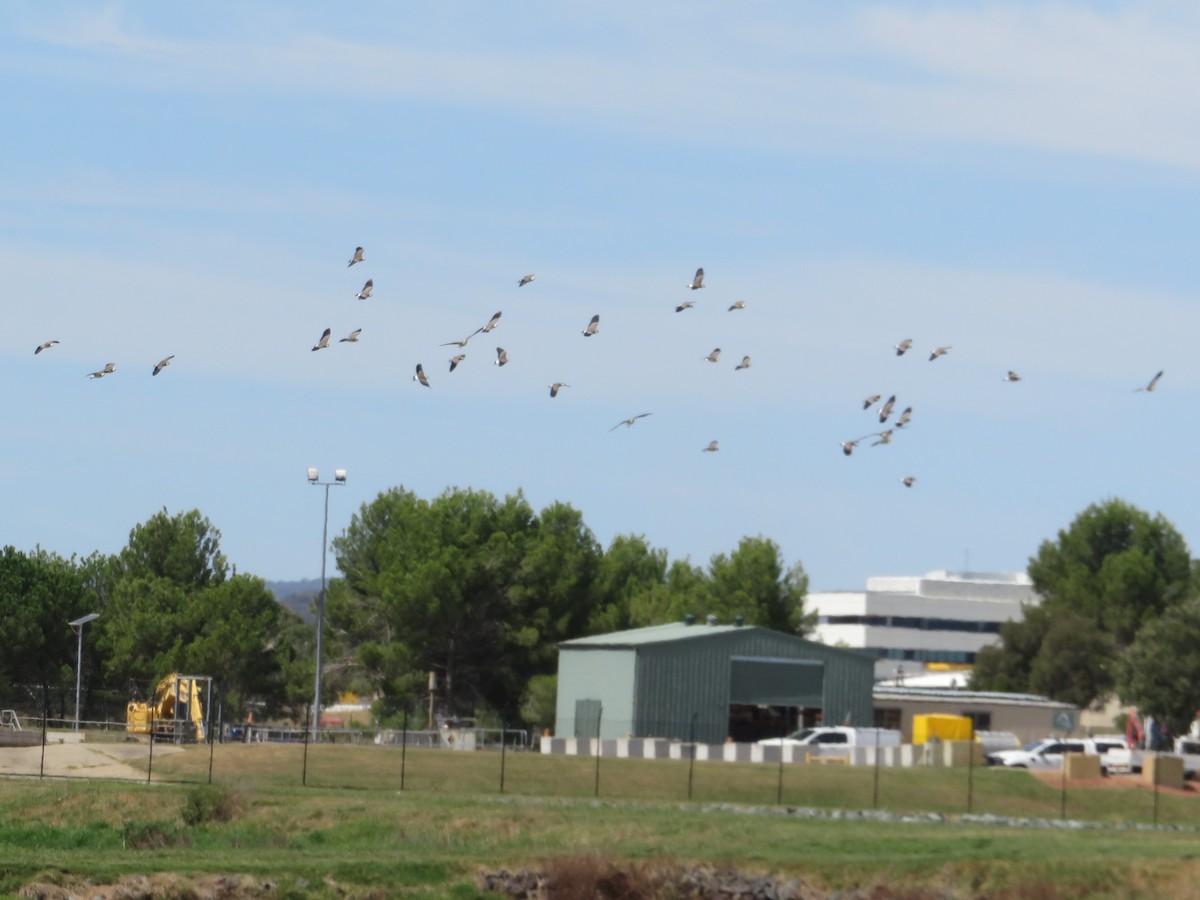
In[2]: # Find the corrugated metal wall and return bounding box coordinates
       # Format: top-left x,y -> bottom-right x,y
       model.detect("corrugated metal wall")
632,628 -> 874,743
555,627 -> 875,743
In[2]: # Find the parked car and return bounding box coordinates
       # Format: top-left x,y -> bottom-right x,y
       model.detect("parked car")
757,726 -> 901,748
987,735 -> 1126,769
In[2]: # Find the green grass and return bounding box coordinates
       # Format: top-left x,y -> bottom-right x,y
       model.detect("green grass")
3,745 -> 1200,897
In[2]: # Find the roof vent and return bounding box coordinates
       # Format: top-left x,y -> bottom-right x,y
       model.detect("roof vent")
733,615 -> 744,627
706,614 -> 718,626
683,614 -> 695,626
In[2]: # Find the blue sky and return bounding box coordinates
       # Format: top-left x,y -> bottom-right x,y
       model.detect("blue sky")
2,2 -> 1198,591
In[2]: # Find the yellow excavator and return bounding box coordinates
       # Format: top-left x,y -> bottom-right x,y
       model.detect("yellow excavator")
126,674 -> 210,742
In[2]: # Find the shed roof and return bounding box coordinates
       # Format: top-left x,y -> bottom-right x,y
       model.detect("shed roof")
560,621 -> 750,648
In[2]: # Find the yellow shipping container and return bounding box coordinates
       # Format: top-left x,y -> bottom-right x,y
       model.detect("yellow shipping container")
913,714 -> 974,744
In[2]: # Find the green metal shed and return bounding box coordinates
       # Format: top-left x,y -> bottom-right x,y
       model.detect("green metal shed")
555,620 -> 875,743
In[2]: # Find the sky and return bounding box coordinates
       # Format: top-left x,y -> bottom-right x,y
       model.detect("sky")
2,2 -> 1199,592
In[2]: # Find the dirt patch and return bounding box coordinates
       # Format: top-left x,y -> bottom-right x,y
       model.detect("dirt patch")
0,741 -> 183,780
19,873 -> 280,899
1030,770 -> 1199,797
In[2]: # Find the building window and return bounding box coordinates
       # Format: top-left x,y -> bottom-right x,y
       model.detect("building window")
819,614 -> 1002,634
874,708 -> 901,730
961,711 -> 991,731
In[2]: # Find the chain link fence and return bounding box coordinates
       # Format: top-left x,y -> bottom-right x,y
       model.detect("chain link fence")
0,691 -> 1192,829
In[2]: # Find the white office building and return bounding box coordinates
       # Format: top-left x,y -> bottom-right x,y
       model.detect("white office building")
807,570 -> 1038,680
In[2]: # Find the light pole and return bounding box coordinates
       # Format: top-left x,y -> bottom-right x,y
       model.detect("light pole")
68,613 -> 100,731
307,466 -> 346,740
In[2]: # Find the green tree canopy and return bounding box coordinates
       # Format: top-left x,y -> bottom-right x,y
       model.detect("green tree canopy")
92,509 -> 291,717
330,487 -> 602,718
1117,601 -> 1200,735
1028,498 -> 1193,647
0,547 -> 94,687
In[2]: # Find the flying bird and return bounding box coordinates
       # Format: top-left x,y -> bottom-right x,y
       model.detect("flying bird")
347,246 -> 365,267
688,268 -> 705,290
413,363 -> 430,387
841,439 -> 860,457
929,345 -> 952,361
87,363 -> 116,379
728,300 -> 747,311
878,395 -> 896,424
477,311 -> 502,334
872,430 -> 894,446
704,348 -> 721,363
355,279 -> 374,300
862,394 -> 881,411
675,300 -> 695,313
1136,370 -> 1164,393
449,354 -> 466,372
701,440 -> 719,452
549,382 -> 570,398
611,413 -> 652,431
518,274 -> 535,287
894,339 -> 913,356
494,347 -> 508,367
735,355 -> 751,370
339,329 -> 362,343
152,355 -> 174,376
1003,370 -> 1021,382
34,340 -> 58,355
312,328 -> 332,351
440,333 -> 474,349
901,476 -> 917,488
895,407 -> 912,428
582,314 -> 600,337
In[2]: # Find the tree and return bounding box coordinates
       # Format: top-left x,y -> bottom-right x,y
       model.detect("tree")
1027,499 -> 1193,647
1027,611 -> 1116,708
973,601 -> 1117,707
331,487 -> 601,718
93,509 -> 291,718
1117,601 -> 1200,735
706,536 -> 813,634
115,507 -> 229,589
0,547 -> 94,687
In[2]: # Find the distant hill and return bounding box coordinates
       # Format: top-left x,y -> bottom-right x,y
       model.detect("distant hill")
267,578 -> 323,624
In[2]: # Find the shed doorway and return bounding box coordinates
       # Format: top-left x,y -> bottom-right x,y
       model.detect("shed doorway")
727,657 -> 825,742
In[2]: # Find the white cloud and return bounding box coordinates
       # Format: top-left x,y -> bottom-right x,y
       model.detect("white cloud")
19,4 -> 1200,171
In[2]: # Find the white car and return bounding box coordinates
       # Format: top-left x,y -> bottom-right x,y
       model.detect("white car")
987,735 -> 1126,770
756,726 -> 901,749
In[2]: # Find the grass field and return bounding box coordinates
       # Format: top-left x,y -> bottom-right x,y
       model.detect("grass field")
3,743 -> 1200,898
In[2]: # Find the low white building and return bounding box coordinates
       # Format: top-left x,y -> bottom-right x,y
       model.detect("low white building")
808,570 -> 1038,680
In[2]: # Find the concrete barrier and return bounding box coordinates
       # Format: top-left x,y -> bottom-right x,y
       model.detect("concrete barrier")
1144,754 -> 1185,790
1064,752 -> 1101,780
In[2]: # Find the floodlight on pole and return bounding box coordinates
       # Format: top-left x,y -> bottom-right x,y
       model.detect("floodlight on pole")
307,466 -> 346,740
68,613 -> 100,732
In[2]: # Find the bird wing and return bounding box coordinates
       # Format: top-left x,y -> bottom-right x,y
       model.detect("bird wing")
691,268 -> 704,288
481,312 -> 501,332
1148,370 -> 1164,390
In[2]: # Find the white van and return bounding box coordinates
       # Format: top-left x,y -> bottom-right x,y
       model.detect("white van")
757,726 -> 901,748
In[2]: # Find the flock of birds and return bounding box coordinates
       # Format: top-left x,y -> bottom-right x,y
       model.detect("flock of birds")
838,336 -> 1166,489
302,259 -> 748,451
34,251 -> 1166,488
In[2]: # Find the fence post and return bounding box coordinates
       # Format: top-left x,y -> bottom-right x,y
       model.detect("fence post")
399,710 -> 408,792
39,682 -> 48,779
1059,753 -> 1067,820
775,719 -> 786,805
207,685 -> 217,785
147,708 -> 155,784
301,704 -> 311,787
873,725 -> 882,810
500,717 -> 508,794
593,706 -> 603,799
687,713 -> 699,801
1152,752 -> 1160,826
966,736 -> 974,814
